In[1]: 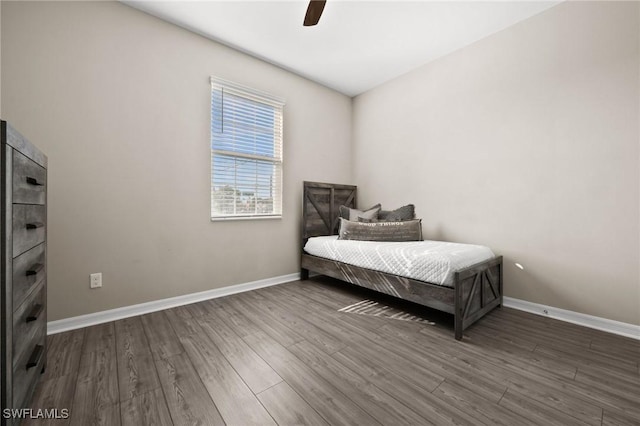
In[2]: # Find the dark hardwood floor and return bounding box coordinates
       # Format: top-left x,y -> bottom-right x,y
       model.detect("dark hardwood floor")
26,277 -> 640,425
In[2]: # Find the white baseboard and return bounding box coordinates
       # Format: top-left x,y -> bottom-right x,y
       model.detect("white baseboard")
48,274 -> 640,341
47,273 -> 300,335
503,297 -> 640,341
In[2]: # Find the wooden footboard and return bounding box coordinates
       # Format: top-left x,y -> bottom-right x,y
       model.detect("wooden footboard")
454,256 -> 503,340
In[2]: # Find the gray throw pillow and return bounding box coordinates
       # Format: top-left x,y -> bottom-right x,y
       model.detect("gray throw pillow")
378,204 -> 415,222
339,204 -> 381,221
338,218 -> 423,242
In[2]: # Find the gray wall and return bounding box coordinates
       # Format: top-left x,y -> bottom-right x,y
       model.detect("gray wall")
2,1 -> 352,321
352,1 -> 639,325
3,1 -> 638,326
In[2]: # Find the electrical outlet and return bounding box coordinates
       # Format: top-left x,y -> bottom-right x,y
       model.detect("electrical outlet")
90,273 -> 102,289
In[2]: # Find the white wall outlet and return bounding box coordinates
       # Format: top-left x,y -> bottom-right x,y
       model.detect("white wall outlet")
90,273 -> 102,289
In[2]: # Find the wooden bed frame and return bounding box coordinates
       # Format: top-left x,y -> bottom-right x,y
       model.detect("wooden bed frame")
300,181 -> 503,340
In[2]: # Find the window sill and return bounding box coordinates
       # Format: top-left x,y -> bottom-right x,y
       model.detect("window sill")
211,215 -> 282,222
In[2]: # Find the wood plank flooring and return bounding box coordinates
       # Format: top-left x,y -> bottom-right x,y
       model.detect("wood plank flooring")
25,276 -> 640,425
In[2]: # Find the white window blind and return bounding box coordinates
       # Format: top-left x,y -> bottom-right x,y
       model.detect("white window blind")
210,77 -> 284,220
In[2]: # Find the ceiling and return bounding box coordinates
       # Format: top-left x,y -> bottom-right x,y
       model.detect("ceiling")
123,1 -> 560,97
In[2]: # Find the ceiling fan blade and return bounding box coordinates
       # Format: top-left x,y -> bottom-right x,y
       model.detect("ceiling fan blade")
304,0 -> 326,26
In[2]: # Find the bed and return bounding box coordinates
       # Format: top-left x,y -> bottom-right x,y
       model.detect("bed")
300,181 -> 503,340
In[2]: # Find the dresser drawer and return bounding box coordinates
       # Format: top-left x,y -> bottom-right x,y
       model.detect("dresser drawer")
12,334 -> 45,409
12,204 -> 46,256
13,150 -> 46,205
13,243 -> 46,310
13,283 -> 46,367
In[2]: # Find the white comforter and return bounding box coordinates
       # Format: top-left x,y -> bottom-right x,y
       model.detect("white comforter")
304,236 -> 495,287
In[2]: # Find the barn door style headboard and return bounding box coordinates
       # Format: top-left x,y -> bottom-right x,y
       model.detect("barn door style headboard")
302,181 -> 357,247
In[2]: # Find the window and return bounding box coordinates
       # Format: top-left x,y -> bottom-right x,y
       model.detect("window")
210,77 -> 284,220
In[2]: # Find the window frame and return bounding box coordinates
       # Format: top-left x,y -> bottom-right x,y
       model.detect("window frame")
210,77 -> 285,221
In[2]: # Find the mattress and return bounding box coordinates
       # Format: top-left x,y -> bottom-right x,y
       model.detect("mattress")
304,236 -> 495,287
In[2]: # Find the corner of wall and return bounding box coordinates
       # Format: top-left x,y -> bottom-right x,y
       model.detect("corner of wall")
349,95 -> 356,184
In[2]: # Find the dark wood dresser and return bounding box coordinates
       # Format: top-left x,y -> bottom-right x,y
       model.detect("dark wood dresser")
1,121 -> 47,423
